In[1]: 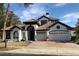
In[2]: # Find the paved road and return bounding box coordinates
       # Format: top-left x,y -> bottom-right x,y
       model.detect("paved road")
0,41 -> 79,56
0,52 -> 57,56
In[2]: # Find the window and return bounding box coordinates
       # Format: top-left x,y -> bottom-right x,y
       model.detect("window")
13,31 -> 18,39
6,31 -> 10,39
56,25 -> 60,29
41,20 -> 47,25
22,32 -> 26,40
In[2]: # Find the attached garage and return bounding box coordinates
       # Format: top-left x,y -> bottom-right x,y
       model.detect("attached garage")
36,21 -> 73,41
36,31 -> 47,41
49,30 -> 71,41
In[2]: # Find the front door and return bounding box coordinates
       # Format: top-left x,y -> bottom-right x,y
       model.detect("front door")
27,25 -> 35,41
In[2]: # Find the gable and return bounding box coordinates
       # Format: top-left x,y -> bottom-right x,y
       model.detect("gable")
39,17 -> 48,25
37,15 -> 58,21
11,27 -> 20,31
38,15 -> 54,25
11,26 -> 21,30
38,16 -> 49,21
49,22 -> 73,30
0,25 -> 22,31
38,15 -> 50,21
36,20 -> 73,31
49,23 -> 68,31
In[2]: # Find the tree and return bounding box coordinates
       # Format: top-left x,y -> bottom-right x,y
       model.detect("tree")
2,4 -> 10,48
74,19 -> 79,43
0,4 -> 5,39
75,26 -> 79,42
2,3 -> 33,48
0,4 -> 21,40
7,11 -> 21,27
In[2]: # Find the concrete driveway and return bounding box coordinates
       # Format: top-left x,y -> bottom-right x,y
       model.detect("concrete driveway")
1,41 -> 79,56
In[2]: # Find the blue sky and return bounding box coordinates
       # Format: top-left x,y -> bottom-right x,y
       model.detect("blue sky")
9,3 -> 79,27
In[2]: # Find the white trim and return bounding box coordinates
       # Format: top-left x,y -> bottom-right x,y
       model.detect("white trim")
35,30 -> 37,41
47,31 -> 49,41
25,31 -> 28,41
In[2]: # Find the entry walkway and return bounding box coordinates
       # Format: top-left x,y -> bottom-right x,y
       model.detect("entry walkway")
1,41 -> 79,56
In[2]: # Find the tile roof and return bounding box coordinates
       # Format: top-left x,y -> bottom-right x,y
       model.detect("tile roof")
23,19 -> 38,23
1,24 -> 24,30
36,21 -> 56,31
36,21 -> 73,31
1,26 -> 13,30
23,19 -> 40,25
1,16 -> 73,31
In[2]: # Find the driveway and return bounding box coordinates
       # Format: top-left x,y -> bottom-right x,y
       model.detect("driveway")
1,41 -> 79,56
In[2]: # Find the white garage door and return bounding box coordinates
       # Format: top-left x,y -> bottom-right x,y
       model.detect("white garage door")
49,30 -> 71,41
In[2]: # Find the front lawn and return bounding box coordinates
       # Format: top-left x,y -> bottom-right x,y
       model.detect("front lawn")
0,40 -> 31,51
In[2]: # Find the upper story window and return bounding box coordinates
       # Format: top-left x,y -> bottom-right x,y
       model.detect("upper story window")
41,20 -> 47,25
56,25 -> 60,29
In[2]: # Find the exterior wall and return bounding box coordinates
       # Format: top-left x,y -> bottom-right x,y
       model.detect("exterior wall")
48,23 -> 71,41
9,22 -> 71,42
36,31 -> 47,41
50,23 -> 67,31
18,30 -> 22,41
11,28 -> 22,41
10,24 -> 39,41
24,24 -> 39,41
24,31 -> 28,41
22,31 -> 28,41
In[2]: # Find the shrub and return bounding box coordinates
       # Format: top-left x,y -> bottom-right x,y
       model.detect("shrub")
71,36 -> 76,42
21,39 -> 26,41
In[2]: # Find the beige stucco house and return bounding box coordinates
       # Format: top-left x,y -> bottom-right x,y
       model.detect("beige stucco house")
2,15 -> 73,42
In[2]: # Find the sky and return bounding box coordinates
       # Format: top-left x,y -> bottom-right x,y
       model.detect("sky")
9,3 -> 79,27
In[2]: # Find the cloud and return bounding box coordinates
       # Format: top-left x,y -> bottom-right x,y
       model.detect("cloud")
60,12 -> 79,27
20,4 -> 47,21
62,12 -> 79,18
54,3 -> 67,7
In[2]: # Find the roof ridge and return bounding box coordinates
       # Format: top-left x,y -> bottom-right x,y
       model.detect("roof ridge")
37,15 -> 59,21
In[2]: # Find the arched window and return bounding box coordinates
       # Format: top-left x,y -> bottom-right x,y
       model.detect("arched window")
13,31 -> 18,39
27,25 -> 35,31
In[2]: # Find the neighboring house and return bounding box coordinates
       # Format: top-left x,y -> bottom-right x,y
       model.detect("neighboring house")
1,15 -> 73,42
